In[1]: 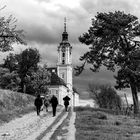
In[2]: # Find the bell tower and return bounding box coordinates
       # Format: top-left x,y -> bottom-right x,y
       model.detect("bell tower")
57,18 -> 73,91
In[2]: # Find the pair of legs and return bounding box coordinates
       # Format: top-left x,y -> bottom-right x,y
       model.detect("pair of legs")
36,106 -> 41,115
65,105 -> 69,111
52,106 -> 57,116
45,105 -> 49,112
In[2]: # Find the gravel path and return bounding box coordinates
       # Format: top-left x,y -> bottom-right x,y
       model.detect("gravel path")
0,106 -> 76,140
0,106 -> 63,140
41,112 -> 68,140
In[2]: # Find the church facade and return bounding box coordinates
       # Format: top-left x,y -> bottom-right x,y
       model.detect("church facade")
48,20 -> 79,107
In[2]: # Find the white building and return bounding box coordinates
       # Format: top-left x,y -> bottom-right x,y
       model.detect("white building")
48,19 -> 79,107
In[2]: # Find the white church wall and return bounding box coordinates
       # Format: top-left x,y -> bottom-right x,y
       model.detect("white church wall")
58,86 -> 68,105
49,86 -> 80,107
49,85 -> 68,106
49,86 -> 59,99
57,66 -> 73,91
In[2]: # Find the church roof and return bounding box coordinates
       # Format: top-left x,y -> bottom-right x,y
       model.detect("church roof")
47,67 -> 67,87
50,72 -> 67,87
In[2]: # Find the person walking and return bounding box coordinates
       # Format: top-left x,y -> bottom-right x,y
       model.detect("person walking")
34,94 -> 43,116
50,95 -> 58,117
63,95 -> 70,111
44,97 -> 50,112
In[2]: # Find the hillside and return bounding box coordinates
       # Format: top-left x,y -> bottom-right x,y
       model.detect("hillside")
0,89 -> 35,124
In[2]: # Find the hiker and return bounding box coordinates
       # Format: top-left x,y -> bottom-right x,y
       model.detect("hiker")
63,95 -> 70,111
50,95 -> 58,117
34,94 -> 43,116
40,95 -> 45,111
44,97 -> 50,112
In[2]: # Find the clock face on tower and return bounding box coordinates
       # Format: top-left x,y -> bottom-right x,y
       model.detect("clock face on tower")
62,47 -> 65,52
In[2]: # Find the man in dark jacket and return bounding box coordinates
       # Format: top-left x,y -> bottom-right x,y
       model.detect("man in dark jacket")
63,95 -> 70,111
34,94 -> 43,116
50,95 -> 58,117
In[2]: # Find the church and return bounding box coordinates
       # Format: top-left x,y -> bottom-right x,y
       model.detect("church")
48,19 -> 79,107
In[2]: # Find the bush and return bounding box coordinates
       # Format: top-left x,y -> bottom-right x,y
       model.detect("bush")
89,83 -> 122,110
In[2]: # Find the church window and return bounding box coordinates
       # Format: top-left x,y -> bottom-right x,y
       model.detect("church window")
56,90 -> 58,94
62,59 -> 65,64
62,73 -> 65,79
60,73 -> 65,79
62,52 -> 65,57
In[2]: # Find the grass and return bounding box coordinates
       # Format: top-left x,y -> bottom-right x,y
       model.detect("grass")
75,106 -> 140,140
0,89 -> 35,124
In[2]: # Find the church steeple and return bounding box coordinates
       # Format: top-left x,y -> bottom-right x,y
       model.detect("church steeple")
57,18 -> 73,91
62,17 -> 68,41
58,18 -> 72,65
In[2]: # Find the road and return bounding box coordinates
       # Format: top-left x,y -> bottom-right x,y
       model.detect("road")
0,106 -> 75,140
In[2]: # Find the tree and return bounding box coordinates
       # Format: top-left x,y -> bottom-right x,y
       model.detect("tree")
27,65 -> 50,95
17,48 -> 40,92
2,53 -> 18,72
75,11 -> 140,114
88,82 -> 122,110
0,48 -> 41,93
0,67 -> 20,91
0,14 -> 26,52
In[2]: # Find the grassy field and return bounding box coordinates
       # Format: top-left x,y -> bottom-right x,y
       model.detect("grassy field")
0,89 -> 35,124
75,107 -> 140,140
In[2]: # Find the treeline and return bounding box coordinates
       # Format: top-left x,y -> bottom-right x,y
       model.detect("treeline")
0,48 -> 50,95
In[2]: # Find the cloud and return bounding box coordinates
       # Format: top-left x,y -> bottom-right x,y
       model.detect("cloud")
24,24 -> 61,44
1,0 -> 90,45
73,66 -> 116,91
2,0 -> 140,46
1,0 -> 140,92
80,0 -> 138,15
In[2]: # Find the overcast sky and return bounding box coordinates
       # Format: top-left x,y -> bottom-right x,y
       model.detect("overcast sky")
1,0 -> 140,95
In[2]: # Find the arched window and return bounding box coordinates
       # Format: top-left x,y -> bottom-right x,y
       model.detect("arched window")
62,52 -> 65,57
62,59 -> 65,64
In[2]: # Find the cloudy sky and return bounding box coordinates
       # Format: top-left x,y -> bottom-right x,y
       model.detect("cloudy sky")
1,0 -> 140,95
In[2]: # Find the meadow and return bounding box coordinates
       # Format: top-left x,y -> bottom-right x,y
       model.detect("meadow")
75,107 -> 140,140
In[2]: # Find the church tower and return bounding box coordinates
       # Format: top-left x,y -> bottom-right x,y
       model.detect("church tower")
57,18 -> 73,92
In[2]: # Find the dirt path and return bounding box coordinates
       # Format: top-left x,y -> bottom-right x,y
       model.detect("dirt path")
48,108 -> 76,140
36,108 -> 76,140
41,112 -> 68,140
0,106 -> 63,140
0,106 -> 76,140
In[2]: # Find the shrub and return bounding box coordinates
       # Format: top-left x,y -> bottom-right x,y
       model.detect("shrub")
89,83 -> 122,110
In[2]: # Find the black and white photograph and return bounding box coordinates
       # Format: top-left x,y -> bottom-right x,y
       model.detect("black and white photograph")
0,0 -> 140,139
